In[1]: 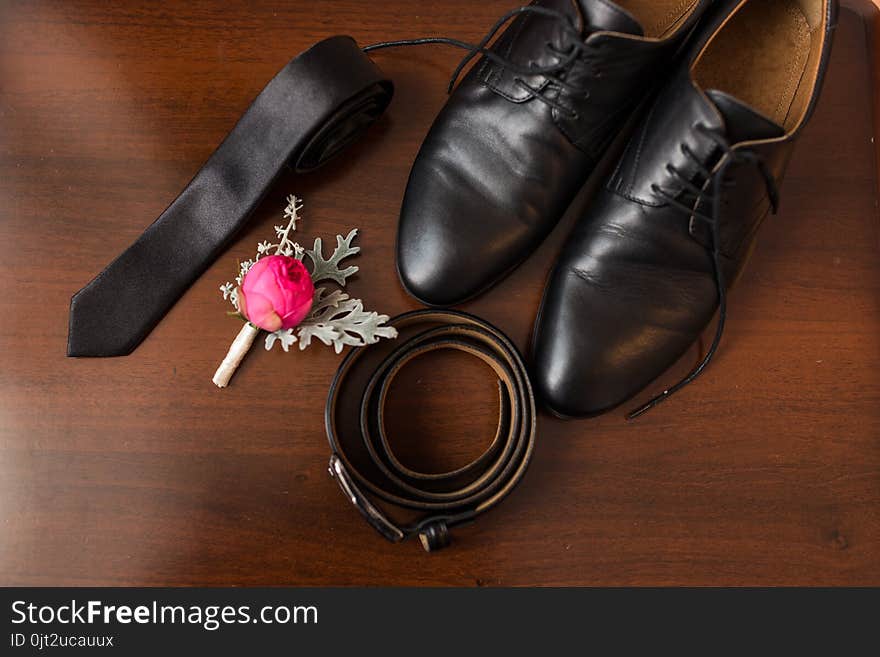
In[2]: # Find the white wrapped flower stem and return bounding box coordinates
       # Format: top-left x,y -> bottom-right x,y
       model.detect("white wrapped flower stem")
212,323 -> 260,388
212,195 -> 397,388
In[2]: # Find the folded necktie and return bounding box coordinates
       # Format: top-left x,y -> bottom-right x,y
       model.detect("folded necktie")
68,36 -> 392,357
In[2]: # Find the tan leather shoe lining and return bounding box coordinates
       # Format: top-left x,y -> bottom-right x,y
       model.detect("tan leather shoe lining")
693,0 -> 822,131
614,0 -> 700,38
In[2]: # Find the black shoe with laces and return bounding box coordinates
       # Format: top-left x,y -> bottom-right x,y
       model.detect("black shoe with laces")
392,0 -> 711,306
532,0 -> 838,419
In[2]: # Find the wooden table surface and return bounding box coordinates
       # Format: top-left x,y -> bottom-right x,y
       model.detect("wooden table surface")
1,0 -> 878,586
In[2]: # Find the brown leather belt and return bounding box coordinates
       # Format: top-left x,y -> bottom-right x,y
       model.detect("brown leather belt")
325,309 -> 536,551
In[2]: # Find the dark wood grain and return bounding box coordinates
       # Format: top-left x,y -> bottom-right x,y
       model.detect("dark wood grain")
1,0 -> 878,586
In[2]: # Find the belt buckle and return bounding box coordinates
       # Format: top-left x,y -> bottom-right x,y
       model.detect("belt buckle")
328,455 -> 405,543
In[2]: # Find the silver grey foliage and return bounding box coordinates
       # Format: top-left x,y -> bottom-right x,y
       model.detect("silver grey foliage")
220,194 -> 397,353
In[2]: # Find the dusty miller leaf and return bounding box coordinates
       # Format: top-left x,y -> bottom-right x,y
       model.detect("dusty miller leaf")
274,196 -> 303,257
218,195 -> 397,358
296,286 -> 397,354
305,229 -> 360,286
235,259 -> 255,286
282,194 -> 302,229
309,287 -> 348,314
265,329 -> 297,352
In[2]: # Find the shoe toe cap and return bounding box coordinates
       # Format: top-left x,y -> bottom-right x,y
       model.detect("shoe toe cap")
397,200 -> 488,307
532,264 -> 712,418
533,302 -> 633,418
397,167 -> 534,307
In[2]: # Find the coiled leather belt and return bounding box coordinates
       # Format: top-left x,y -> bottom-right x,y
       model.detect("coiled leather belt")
325,310 -> 536,551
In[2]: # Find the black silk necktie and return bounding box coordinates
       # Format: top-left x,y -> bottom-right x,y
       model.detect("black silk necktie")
67,36 -> 392,357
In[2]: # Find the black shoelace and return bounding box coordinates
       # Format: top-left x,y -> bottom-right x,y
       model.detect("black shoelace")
364,5 -> 600,118
366,11 -> 781,419
628,123 -> 780,419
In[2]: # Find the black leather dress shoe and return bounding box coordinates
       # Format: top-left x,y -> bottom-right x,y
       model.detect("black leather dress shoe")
532,0 -> 838,418
397,0 -> 711,306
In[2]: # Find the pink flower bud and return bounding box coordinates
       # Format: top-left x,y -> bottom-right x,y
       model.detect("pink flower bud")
236,255 -> 314,332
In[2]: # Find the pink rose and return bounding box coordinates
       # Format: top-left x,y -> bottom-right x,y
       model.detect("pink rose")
237,255 -> 314,332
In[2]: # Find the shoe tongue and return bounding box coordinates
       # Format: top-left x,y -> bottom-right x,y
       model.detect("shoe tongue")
575,0 -> 644,36
705,89 -> 785,143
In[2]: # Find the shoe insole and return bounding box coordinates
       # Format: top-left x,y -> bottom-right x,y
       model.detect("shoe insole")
613,0 -> 701,38
693,0 -> 812,130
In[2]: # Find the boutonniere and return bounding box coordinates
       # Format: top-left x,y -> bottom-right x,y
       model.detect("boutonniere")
212,195 -> 397,387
